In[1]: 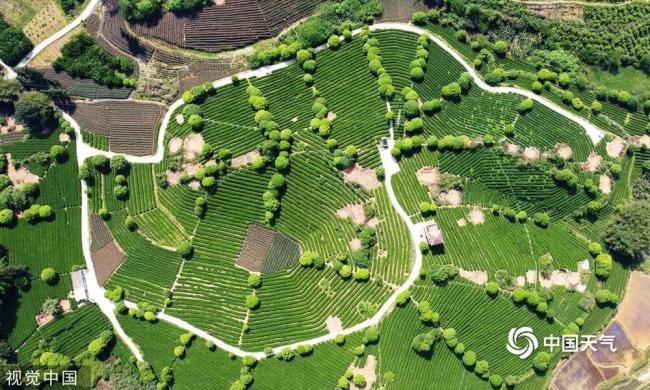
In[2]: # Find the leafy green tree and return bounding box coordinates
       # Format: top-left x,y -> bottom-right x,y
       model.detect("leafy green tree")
15,91 -> 53,131
40,268 -> 58,285
0,19 -> 33,66
602,200 -> 650,259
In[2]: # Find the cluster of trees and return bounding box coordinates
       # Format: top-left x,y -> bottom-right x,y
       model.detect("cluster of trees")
15,91 -> 54,132
0,17 -> 32,66
428,1 -> 650,73
602,200 -> 650,260
0,155 -> 43,226
512,287 -> 554,317
181,82 -> 215,106
245,85 -> 295,222
429,264 -> 458,285
249,0 -> 380,69
362,32 -> 396,98
551,167 -> 579,190
337,370 -> 367,389
120,0 -> 210,20
116,301 -> 158,323
409,34 -> 432,82
53,33 -> 135,88
58,0 -> 83,13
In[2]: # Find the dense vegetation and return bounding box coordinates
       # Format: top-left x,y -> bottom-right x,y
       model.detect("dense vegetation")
449,0 -> 650,74
53,33 -> 135,87
119,0 -> 212,20
0,17 -> 32,66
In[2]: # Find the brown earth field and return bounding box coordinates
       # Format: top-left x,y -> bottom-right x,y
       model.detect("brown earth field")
68,100 -> 164,156
128,0 -> 324,52
235,225 -> 277,273
91,240 -> 125,286
551,272 -> 650,389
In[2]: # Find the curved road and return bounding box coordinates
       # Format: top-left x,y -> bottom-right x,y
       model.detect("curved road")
10,22 -> 608,360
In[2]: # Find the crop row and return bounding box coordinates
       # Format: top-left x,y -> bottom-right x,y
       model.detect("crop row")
17,304 -> 111,365
105,210 -> 182,305
312,37 -> 388,168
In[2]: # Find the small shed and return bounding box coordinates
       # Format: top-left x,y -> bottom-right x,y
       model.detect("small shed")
71,269 -> 90,304
424,222 -> 444,246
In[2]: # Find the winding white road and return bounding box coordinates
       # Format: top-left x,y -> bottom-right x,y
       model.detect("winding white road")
9,21 -> 609,360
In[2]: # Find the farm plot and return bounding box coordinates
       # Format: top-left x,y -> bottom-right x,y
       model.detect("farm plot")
377,0 -> 428,22
104,210 -> 183,305
375,29 -> 420,92
69,100 -> 164,156
1,277 -> 72,348
242,266 -> 392,350
21,0 -> 66,45
156,183 -> 201,233
235,224 -> 300,273
370,188 -> 413,285
252,332 -> 365,389
412,281 -> 564,376
438,148 -> 593,219
134,208 -> 187,248
17,304 -> 112,365
378,293 -> 493,390
129,0 -> 322,52
167,82 -> 262,158
117,314 -> 184,375
425,207 -> 591,275
164,256 -> 251,346
170,336 -> 242,390
250,63 -> 314,132
312,36 -> 389,168
20,67 -> 133,99
420,87 -> 594,161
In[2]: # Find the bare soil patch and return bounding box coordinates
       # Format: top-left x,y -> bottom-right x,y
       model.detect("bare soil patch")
599,174 -> 612,194
91,241 -> 126,286
175,114 -> 185,125
606,137 -> 626,158
349,238 -> 362,251
231,150 -> 260,168
458,269 -> 488,285
326,316 -> 342,333
187,180 -> 200,190
539,269 -> 581,290
23,1 -> 67,45
457,218 -> 467,227
589,320 -> 642,369
366,217 -> 380,228
336,204 -> 366,225
416,166 -> 440,195
581,152 -> 602,172
616,272 -> 650,348
35,312 -> 54,327
505,142 -> 520,156
342,164 -> 381,190
439,189 -> 462,206
526,1 -> 584,22
327,112 -> 337,121
556,144 -> 573,160
468,207 -> 484,225
523,147 -> 540,161
166,170 -> 182,185
349,355 -> 376,390
58,133 -> 70,143
629,134 -> 650,148
182,162 -> 201,176
5,153 -> 39,186
183,133 -> 205,160
0,117 -> 24,134
551,352 -> 605,390
168,137 -> 183,155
